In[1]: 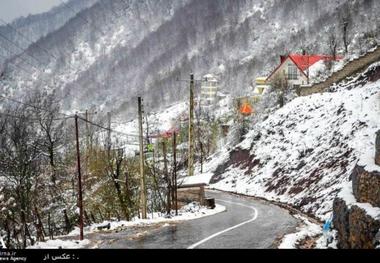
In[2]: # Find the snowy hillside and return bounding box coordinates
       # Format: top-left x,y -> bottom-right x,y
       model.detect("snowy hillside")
207,65 -> 380,220
1,0 -> 380,120
0,0 -> 98,66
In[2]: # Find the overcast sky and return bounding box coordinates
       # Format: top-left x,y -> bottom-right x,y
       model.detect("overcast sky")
0,0 -> 63,23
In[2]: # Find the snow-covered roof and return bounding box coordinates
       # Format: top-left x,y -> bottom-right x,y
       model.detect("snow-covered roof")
267,54 -> 343,81
203,74 -> 217,82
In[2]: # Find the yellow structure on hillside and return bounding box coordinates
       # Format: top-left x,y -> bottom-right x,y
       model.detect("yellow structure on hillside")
252,77 -> 270,103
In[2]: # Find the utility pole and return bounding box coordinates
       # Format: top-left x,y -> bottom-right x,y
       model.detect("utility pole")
85,110 -> 89,191
138,97 -> 147,219
172,132 -> 178,215
74,114 -> 84,241
107,112 -> 111,157
162,140 -> 170,215
188,74 -> 195,177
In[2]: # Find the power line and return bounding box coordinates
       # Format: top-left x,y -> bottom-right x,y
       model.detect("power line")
0,17 -> 60,61
0,111 -> 72,122
0,95 -> 72,118
0,30 -> 46,67
0,30 -> 88,97
0,52 -> 35,75
0,43 -> 39,71
0,49 -> 61,91
0,0 -> 130,94
59,0 -> 107,36
0,19 -> 86,78
0,57 -> 56,91
76,115 -> 143,138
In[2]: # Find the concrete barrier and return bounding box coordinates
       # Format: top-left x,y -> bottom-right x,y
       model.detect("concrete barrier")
177,183 -> 206,206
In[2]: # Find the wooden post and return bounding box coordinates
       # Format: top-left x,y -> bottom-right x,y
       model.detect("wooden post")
138,97 -> 147,219
84,110 -> 89,192
173,132 -> 178,215
74,114 -> 84,240
188,74 -> 195,177
107,112 -> 111,157
162,140 -> 170,214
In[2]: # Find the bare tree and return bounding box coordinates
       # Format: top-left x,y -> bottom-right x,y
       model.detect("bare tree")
271,73 -> 289,108
327,31 -> 338,70
0,104 -> 41,248
32,90 -> 65,186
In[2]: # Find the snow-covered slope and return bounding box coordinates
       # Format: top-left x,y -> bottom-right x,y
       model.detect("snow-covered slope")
208,65 -> 380,220
1,0 -> 380,120
0,0 -> 98,66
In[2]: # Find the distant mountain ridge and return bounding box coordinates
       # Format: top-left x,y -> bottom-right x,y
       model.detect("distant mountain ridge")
1,0 -> 379,119
0,0 -> 98,65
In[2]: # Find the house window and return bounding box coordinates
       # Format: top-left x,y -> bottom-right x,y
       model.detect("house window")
288,64 -> 298,80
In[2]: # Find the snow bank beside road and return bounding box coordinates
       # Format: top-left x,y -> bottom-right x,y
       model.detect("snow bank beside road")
29,202 -> 226,249
28,239 -> 90,249
279,215 -> 322,249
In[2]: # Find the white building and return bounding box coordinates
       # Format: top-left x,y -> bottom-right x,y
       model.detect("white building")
200,74 -> 218,112
266,54 -> 342,90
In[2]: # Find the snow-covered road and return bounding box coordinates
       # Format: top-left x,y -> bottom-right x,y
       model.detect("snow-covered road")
85,191 -> 298,249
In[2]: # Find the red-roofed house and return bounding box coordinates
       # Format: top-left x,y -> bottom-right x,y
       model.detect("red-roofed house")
266,54 -> 342,90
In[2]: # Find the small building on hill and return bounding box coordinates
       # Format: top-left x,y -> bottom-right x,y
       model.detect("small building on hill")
200,74 -> 218,112
266,54 -> 342,90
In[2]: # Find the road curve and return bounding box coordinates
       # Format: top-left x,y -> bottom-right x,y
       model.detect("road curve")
88,190 -> 298,249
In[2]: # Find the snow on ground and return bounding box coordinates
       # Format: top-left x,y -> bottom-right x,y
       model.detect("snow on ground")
28,239 -> 90,249
178,172 -> 214,186
30,202 -> 225,248
178,148 -> 230,186
338,181 -> 380,220
111,101 -> 188,157
114,101 -> 188,136
314,230 -> 338,249
205,71 -> 380,220
69,202 -> 225,235
279,214 -> 337,249
309,60 -> 327,82
279,215 -> 323,249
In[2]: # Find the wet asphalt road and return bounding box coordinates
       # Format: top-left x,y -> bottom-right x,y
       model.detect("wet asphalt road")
87,190 -> 299,249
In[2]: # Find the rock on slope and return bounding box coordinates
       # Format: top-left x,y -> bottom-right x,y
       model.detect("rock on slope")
210,63 -> 380,220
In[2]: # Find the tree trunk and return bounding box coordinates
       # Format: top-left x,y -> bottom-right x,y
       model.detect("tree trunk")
20,201 -> 27,248
343,22 -> 349,54
97,208 -> 104,222
113,180 -> 130,221
90,212 -> 96,224
34,206 -> 45,242
5,216 -> 11,248
84,210 -> 91,226
63,209 -> 72,234
49,146 -> 57,185
47,213 -> 53,240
